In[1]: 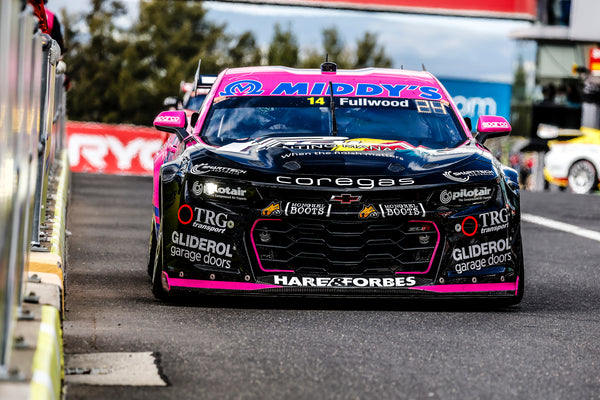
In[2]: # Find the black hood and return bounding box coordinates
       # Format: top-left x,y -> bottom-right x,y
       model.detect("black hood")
190,137 -> 499,184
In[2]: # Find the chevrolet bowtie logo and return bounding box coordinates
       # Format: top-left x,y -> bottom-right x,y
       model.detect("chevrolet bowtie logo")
330,194 -> 361,204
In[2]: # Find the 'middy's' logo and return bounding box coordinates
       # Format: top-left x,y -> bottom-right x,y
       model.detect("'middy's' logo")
219,80 -> 264,96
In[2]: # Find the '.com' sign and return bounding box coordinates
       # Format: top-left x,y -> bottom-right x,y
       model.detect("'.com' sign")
439,78 -> 511,125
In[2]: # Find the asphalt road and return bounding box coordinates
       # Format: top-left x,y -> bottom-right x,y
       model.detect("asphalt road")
64,173 -> 600,400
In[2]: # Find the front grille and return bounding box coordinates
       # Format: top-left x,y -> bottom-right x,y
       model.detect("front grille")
251,218 -> 440,275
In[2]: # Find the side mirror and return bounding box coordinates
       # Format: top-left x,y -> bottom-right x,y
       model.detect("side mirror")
153,110 -> 190,142
476,116 -> 511,144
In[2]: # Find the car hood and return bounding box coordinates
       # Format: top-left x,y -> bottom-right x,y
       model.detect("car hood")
192,137 -> 499,184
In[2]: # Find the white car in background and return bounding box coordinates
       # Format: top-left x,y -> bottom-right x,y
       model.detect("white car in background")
544,126 -> 600,193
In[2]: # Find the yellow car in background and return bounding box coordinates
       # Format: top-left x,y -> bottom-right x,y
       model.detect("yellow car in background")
544,127 -> 600,193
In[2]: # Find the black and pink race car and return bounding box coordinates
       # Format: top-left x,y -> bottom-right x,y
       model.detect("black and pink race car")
149,63 -> 524,305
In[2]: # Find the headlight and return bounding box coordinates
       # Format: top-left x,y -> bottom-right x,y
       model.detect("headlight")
162,164 -> 180,183
203,182 -> 220,196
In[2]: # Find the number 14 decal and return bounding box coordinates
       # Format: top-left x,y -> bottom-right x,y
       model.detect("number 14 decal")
308,97 -> 325,105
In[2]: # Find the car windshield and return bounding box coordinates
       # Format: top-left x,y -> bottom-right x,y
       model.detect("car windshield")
201,96 -> 467,149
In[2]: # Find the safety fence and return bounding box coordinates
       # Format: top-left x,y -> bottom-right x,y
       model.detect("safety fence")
0,0 -> 67,391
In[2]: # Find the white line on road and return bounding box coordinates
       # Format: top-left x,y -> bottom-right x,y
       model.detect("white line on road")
522,213 -> 600,243
65,352 -> 167,386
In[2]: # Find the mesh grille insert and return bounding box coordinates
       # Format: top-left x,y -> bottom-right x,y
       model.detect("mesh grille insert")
251,218 -> 439,275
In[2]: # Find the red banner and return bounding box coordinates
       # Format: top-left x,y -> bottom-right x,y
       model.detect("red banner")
234,0 -> 537,19
67,121 -> 167,176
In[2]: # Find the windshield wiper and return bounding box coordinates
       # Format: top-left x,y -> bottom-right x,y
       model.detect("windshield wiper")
328,81 -> 337,136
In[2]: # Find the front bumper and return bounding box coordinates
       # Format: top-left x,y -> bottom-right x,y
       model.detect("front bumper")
163,273 -> 520,299
159,177 -> 523,300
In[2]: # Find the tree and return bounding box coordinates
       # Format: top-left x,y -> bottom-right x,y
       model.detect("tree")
323,27 -> 353,67
228,31 -> 262,67
301,26 -> 352,68
267,24 -> 299,67
116,0 -> 230,125
354,32 -> 392,68
64,0 -> 128,123
65,0 -> 247,125
300,28 -> 392,70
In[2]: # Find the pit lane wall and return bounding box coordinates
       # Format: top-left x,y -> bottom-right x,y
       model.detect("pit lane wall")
0,1 -> 68,399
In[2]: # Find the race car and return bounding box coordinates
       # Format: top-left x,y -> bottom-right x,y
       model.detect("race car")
544,126 -> 600,193
149,63 -> 524,305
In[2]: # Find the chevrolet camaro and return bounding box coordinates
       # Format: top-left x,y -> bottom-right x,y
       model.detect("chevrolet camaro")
148,63 -> 524,305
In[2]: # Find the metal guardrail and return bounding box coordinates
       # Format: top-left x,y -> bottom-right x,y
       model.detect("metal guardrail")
0,0 -> 67,378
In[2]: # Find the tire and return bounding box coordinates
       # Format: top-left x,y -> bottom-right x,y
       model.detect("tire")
568,160 -> 597,194
147,220 -> 157,277
151,227 -> 171,301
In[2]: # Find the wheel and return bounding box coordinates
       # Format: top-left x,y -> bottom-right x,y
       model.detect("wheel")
568,160 -> 597,194
151,227 -> 171,301
147,219 -> 157,277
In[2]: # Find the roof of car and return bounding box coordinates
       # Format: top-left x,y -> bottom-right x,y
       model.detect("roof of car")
215,66 -> 449,102
221,65 -> 434,77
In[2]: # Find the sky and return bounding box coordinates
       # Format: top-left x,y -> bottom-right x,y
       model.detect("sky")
48,0 -> 537,85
